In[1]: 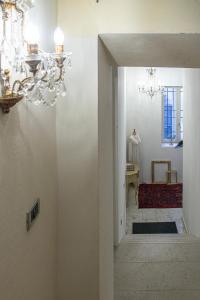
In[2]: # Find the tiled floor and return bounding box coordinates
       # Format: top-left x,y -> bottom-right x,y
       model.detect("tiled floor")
115,236 -> 200,300
114,186 -> 200,300
126,187 -> 186,234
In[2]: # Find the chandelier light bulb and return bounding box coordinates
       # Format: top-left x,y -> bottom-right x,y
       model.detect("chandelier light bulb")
54,27 -> 64,45
54,27 -> 65,54
24,23 -> 40,55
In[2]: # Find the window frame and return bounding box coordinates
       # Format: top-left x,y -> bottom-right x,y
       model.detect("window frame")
161,86 -> 183,145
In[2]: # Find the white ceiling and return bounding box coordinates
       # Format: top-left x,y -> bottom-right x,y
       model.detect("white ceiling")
100,33 -> 200,68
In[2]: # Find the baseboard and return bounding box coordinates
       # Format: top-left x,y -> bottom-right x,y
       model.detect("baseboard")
182,217 -> 189,234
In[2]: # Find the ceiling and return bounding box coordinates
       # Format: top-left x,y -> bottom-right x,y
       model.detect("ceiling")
100,33 -> 200,68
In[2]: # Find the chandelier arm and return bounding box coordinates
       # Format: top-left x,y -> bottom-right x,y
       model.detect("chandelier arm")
28,84 -> 36,92
12,79 -> 25,93
12,76 -> 33,93
15,3 -> 24,18
21,76 -> 33,85
40,65 -> 64,83
55,66 -> 63,82
21,77 -> 36,92
40,72 -> 49,83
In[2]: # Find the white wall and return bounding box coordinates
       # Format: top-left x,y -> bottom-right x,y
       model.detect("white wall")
29,0 -> 57,52
57,0 -> 200,35
56,37 -> 99,300
183,69 -> 200,236
98,40 -> 118,300
114,67 -> 126,245
126,67 -> 183,183
0,1 -> 58,300
57,1 -> 200,299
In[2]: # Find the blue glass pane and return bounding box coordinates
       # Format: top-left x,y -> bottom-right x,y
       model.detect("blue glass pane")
164,104 -> 173,139
163,86 -> 177,141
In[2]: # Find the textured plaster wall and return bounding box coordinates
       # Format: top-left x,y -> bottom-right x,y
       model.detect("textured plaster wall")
0,1 -> 58,300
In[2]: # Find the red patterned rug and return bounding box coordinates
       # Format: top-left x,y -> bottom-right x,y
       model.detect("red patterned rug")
138,183 -> 183,209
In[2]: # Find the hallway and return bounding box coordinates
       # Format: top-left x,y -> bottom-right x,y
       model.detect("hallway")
115,187 -> 200,299
115,234 -> 200,300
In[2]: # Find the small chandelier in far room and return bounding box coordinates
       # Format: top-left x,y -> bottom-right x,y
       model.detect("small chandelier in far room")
138,68 -> 163,99
0,0 -> 71,113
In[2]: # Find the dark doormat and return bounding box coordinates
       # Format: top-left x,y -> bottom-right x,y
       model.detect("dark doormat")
132,222 -> 178,234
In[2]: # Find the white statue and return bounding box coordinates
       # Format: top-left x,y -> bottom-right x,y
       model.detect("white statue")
128,129 -> 141,163
128,129 -> 141,145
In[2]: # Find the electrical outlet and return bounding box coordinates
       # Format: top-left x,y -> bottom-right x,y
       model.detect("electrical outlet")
26,199 -> 40,231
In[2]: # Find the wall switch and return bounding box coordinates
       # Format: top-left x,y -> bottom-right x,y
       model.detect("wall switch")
26,199 -> 40,231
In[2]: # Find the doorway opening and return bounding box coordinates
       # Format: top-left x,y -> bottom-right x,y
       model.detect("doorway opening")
98,33 -> 200,300
125,67 -> 184,236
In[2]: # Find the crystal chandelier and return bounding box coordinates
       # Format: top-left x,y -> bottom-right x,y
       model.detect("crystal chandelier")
0,0 -> 71,113
138,68 -> 163,99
